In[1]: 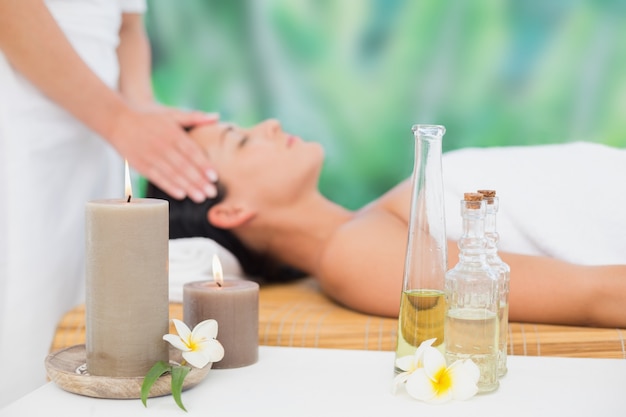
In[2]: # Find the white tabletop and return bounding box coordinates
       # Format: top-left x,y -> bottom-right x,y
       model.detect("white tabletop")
1,346 -> 625,417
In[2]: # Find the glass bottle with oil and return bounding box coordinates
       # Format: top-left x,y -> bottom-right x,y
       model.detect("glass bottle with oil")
394,125 -> 448,372
444,193 -> 499,393
478,190 -> 510,378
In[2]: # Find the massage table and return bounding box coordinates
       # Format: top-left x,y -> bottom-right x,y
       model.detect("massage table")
50,277 -> 626,359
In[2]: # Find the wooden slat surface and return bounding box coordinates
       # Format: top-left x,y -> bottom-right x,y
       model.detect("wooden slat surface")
50,278 -> 626,359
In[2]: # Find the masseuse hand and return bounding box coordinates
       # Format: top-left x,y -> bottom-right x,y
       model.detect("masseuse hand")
109,104 -> 219,202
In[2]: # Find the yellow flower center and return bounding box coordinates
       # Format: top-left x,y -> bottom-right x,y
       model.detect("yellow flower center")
433,367 -> 452,395
185,336 -> 199,352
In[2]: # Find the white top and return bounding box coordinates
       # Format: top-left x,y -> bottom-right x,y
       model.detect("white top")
443,142 -> 626,265
45,0 -> 146,87
0,0 -> 146,408
1,346 -> 625,416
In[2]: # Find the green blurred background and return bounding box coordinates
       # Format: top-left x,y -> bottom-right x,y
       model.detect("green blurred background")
144,0 -> 626,209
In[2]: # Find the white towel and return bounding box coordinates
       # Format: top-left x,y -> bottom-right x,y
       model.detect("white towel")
442,142 -> 626,265
169,237 -> 243,302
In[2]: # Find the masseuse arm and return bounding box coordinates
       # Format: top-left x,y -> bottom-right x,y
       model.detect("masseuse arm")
117,12 -> 155,107
0,0 -> 216,202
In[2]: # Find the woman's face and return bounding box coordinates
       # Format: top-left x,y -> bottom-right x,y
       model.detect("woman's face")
190,119 -> 325,208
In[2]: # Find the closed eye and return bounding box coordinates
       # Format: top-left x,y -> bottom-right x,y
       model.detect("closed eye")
237,134 -> 249,148
223,126 -> 249,148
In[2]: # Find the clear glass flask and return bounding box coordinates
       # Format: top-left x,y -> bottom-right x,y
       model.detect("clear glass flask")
394,125 -> 448,372
478,190 -> 510,377
444,193 -> 499,393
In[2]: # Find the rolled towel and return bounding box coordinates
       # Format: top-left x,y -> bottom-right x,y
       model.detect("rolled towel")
169,237 -> 243,302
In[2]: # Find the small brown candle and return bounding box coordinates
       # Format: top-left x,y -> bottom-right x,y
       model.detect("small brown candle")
183,255 -> 259,368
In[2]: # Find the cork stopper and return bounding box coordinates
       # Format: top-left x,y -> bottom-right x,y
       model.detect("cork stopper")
477,189 -> 496,204
463,192 -> 483,209
477,189 -> 496,197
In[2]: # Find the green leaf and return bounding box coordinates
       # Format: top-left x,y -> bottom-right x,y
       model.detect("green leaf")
171,365 -> 191,412
141,361 -> 172,407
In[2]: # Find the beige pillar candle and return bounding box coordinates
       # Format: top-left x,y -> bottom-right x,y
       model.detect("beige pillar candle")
85,167 -> 169,377
183,256 -> 259,369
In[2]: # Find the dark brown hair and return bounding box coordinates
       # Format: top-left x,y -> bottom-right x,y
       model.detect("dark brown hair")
146,182 -> 305,284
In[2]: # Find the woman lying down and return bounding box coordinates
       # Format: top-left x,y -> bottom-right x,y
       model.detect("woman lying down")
147,119 -> 626,328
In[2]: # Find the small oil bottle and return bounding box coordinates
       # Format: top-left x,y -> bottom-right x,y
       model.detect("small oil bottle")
478,190 -> 510,378
444,193 -> 499,393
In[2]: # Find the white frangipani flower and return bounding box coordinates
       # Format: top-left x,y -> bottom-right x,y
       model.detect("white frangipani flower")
393,338 -> 436,392
163,319 -> 224,368
393,338 -> 479,403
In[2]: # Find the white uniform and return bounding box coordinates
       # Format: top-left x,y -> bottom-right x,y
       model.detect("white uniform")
443,142 -> 626,265
0,0 -> 146,406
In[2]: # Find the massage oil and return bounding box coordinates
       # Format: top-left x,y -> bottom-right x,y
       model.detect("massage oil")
394,289 -> 446,371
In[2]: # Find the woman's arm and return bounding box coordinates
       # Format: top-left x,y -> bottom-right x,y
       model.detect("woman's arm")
321,218 -> 626,328
384,177 -> 626,327
500,251 -> 626,328
318,176 -> 626,327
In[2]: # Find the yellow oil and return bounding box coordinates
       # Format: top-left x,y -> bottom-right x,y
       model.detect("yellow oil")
394,289 -> 446,366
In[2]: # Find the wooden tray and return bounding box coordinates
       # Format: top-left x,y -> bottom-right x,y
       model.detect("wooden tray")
45,344 -> 211,399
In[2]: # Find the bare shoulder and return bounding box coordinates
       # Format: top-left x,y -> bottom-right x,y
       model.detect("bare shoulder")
366,178 -> 412,223
319,178 -> 412,287
315,205 -> 409,316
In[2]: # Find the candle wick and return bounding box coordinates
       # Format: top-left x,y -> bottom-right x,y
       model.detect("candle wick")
216,281 -> 222,288
127,195 -> 131,203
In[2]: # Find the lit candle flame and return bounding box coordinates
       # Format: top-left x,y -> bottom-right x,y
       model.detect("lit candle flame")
124,160 -> 132,202
212,254 -> 223,287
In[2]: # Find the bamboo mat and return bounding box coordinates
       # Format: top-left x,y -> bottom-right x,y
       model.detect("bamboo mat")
50,278 -> 626,359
